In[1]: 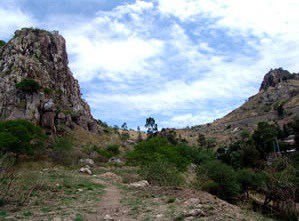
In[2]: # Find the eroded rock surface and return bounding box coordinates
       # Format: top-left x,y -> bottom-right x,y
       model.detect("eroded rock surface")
0,28 -> 98,133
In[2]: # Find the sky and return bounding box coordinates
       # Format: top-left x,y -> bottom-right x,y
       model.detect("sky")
1,0 -> 299,130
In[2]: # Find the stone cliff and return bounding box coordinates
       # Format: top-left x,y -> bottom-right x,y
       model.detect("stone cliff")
0,28 -> 98,134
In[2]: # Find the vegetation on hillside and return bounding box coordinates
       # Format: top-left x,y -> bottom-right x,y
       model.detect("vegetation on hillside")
0,120 -> 46,161
0,40 -> 5,47
16,78 -> 41,94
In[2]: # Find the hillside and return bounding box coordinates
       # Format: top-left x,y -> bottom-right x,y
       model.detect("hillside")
177,68 -> 299,146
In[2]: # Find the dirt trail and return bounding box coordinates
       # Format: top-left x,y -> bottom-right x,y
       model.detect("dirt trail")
86,179 -> 130,221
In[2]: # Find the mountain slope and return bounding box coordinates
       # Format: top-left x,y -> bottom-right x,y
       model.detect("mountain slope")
177,68 -> 299,145
0,28 -> 98,134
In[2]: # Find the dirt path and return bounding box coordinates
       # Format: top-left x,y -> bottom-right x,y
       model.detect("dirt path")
86,179 -> 130,221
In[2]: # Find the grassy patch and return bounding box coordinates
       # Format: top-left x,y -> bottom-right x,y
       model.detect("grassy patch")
0,169 -> 105,220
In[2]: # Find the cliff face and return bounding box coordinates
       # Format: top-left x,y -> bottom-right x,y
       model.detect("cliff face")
0,28 -> 98,134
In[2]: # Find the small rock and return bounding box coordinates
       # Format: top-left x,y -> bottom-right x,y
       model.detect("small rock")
156,214 -> 163,218
108,157 -> 123,164
43,99 -> 55,111
77,188 -> 83,192
186,208 -> 205,217
79,167 -> 92,175
129,180 -> 149,188
104,214 -> 114,220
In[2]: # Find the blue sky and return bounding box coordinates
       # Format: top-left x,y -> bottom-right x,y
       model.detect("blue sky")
1,0 -> 299,130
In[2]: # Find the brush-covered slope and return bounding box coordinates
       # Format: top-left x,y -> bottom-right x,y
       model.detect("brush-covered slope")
0,28 -> 98,134
178,68 -> 299,145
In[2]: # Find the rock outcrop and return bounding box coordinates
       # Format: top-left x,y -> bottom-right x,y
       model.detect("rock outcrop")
0,28 -> 98,134
259,68 -> 299,91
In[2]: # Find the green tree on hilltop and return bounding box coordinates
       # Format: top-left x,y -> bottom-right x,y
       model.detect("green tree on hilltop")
145,117 -> 158,138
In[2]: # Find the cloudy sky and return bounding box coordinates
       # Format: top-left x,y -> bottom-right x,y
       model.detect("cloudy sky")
1,0 -> 299,129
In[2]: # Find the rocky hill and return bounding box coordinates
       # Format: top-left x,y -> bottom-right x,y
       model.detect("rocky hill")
177,68 -> 299,145
0,28 -> 98,134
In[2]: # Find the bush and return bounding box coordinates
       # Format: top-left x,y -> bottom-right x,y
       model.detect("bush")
139,159 -> 184,186
236,169 -> 265,195
0,120 -> 45,160
51,138 -> 74,166
0,40 -> 5,47
201,160 -> 240,202
106,144 -> 120,155
43,87 -> 52,95
126,137 -> 189,171
176,144 -> 214,165
16,78 -> 40,93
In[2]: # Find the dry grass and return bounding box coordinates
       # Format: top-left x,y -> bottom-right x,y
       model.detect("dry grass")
0,168 -> 105,220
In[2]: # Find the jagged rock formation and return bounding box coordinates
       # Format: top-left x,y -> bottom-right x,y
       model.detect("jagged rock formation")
177,68 -> 299,145
0,28 -> 98,134
260,68 -> 299,91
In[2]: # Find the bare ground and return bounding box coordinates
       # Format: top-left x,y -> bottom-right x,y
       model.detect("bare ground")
85,179 -> 130,221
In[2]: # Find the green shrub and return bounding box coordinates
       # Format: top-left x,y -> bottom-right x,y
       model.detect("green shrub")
106,144 -> 120,155
176,144 -> 214,165
51,138 -> 73,166
201,180 -> 219,192
0,120 -> 45,160
43,87 -> 52,95
16,78 -> 41,94
95,148 -> 113,159
202,160 -> 240,202
0,40 -> 5,47
236,169 -> 265,194
139,159 -> 184,186
126,137 -> 189,171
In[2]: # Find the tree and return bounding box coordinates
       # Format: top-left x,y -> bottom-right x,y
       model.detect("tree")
252,122 -> 278,159
0,120 -> 45,160
197,133 -> 206,148
121,122 -> 128,131
159,128 -> 178,145
145,117 -> 158,137
121,122 -> 129,141
276,104 -> 285,117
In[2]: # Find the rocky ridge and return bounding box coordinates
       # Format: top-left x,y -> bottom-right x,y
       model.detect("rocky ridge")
0,28 -> 98,134
177,68 -> 299,145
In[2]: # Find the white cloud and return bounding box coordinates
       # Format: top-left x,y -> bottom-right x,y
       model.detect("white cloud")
61,0 -> 164,82
1,0 -> 299,128
0,6 -> 36,39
